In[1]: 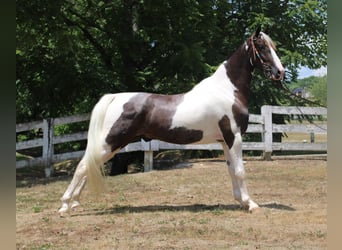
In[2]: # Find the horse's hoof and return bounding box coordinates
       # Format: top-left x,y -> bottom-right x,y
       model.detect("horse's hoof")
58,204 -> 70,217
247,200 -> 259,213
71,200 -> 81,209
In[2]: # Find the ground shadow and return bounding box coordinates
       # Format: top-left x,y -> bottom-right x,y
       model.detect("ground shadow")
76,202 -> 295,217
16,174 -> 71,188
76,204 -> 240,216
260,202 -> 296,211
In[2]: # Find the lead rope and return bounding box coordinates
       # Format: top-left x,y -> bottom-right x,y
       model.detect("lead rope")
274,80 -> 327,131
278,81 -> 326,108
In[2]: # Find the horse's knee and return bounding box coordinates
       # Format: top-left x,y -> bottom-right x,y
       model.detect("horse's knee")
228,161 -> 245,179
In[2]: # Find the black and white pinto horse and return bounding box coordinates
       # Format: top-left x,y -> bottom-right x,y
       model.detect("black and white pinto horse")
59,28 -> 284,215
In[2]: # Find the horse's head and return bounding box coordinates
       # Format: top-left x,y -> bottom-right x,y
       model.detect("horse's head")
248,26 -> 285,82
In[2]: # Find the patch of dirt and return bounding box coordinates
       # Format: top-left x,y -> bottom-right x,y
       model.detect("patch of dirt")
16,159 -> 327,249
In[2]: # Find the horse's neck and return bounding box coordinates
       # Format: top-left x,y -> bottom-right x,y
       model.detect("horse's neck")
224,45 -> 253,105
189,45 -> 253,105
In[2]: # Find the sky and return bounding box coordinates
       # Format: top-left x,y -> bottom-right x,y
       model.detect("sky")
297,66 -> 327,79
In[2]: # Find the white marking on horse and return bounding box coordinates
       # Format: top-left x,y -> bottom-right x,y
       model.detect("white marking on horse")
170,63 -> 239,143
270,47 -> 284,73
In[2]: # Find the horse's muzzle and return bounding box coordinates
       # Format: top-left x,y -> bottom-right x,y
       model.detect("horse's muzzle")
271,67 -> 285,81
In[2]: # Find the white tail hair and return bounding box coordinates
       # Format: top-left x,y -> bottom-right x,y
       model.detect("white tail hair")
83,94 -> 115,194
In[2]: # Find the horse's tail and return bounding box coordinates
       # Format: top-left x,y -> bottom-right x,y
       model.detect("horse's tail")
83,94 -> 115,194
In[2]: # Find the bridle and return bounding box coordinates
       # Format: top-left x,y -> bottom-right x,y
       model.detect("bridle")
250,36 -> 326,107
249,36 -> 274,80
250,37 -> 263,64
248,33 -> 327,127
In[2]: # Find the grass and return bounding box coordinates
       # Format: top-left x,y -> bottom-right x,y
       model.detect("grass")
16,152 -> 34,161
16,159 -> 326,249
282,118 -> 327,143
282,132 -> 327,143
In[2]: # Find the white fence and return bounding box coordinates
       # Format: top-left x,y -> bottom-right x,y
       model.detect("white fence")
16,105 -> 327,176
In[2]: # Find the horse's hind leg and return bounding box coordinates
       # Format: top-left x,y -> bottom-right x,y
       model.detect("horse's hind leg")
69,175 -> 87,209
58,148 -> 116,216
58,158 -> 87,216
222,133 -> 259,211
69,149 -> 116,210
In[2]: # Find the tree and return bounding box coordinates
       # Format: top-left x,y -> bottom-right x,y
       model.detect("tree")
309,75 -> 327,106
288,75 -> 327,107
16,0 -> 327,122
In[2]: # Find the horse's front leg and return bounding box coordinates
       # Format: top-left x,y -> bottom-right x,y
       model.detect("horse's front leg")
221,133 -> 259,212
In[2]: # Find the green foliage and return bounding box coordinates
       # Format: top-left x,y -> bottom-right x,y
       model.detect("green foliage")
309,75 -> 327,106
16,0 -> 327,122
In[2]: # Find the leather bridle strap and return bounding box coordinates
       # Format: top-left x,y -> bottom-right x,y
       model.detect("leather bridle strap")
250,37 -> 264,65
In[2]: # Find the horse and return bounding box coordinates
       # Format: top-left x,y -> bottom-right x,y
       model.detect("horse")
58,27 -> 285,216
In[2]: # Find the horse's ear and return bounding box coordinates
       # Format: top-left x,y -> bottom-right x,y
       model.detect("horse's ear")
264,25 -> 270,34
255,25 -> 261,37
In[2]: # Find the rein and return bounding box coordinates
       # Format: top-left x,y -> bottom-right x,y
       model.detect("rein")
271,80 -> 327,131
276,81 -> 327,108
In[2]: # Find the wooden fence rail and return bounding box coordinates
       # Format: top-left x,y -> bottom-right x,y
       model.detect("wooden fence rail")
16,105 -> 327,176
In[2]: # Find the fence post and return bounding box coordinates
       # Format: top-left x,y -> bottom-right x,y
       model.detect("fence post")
144,151 -> 153,172
310,131 -> 315,143
141,139 -> 153,172
42,118 -> 54,177
261,105 -> 273,160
